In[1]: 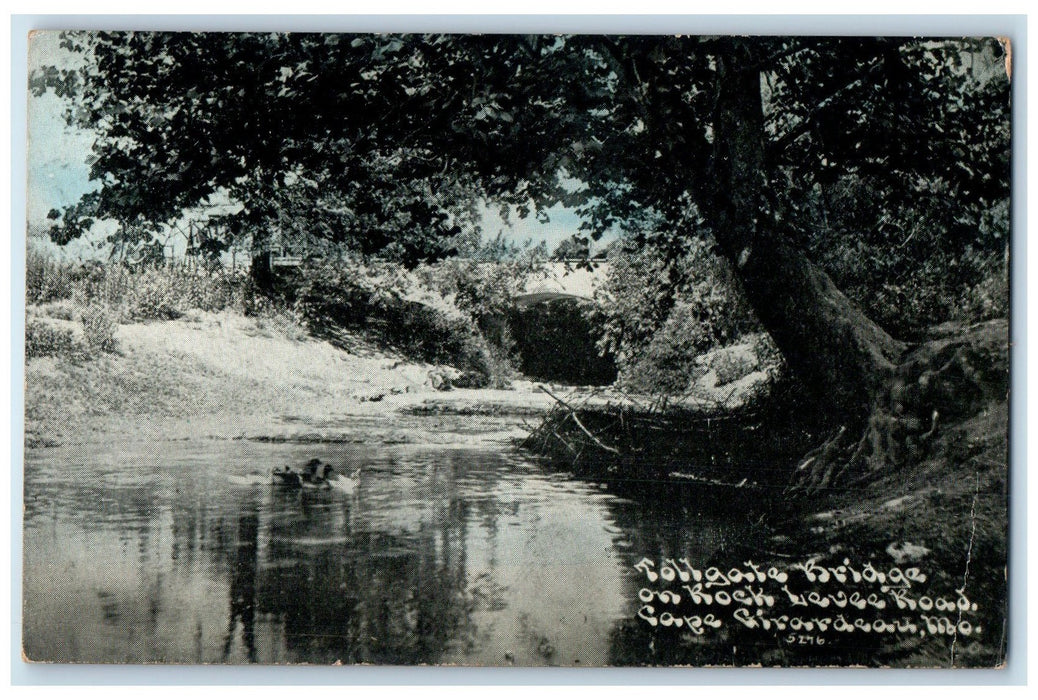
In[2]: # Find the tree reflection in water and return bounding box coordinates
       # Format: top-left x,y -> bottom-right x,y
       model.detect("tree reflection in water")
25,442 -> 640,665
223,499 -> 259,662
246,464 -> 473,664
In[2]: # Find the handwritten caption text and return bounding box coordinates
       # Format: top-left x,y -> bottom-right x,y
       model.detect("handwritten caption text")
633,557 -> 979,644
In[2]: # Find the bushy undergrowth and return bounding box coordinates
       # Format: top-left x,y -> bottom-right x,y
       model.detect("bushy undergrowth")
416,257 -> 547,373
27,254 -> 254,360
620,301 -> 709,394
295,260 -> 498,385
27,245 -> 787,393
31,254 -> 255,317
596,238 -> 760,394
78,264 -> 248,321
25,319 -> 79,359
26,247 -> 76,304
80,306 -> 118,353
810,218 -> 1009,339
25,252 -> 517,384
958,255 -> 1009,323
417,258 -> 534,319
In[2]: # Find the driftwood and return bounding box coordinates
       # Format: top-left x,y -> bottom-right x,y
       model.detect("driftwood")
537,385 -> 621,455
521,382 -> 811,490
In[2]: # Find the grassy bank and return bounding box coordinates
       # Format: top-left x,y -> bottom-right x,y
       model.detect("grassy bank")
26,250 -> 515,381
22,253 -> 566,447
23,254 -> 751,449
25,302 -> 574,448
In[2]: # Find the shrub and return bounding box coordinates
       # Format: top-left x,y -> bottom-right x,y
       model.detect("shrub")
77,262 -> 131,308
26,247 -> 75,304
125,268 -> 183,320
808,199 -> 1010,337
594,242 -> 677,368
958,255 -> 1009,323
708,342 -> 760,386
417,258 -> 538,321
35,300 -> 78,321
481,334 -> 519,389
597,238 -> 759,393
295,260 -> 496,384
240,276 -> 275,317
75,263 -> 248,321
386,297 -> 493,371
415,258 -> 545,377
125,266 -> 247,320
294,259 -> 380,331
80,306 -> 118,353
25,319 -> 78,359
622,302 -> 710,394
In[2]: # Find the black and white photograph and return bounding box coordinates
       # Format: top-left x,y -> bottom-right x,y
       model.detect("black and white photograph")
21,29 -> 1011,668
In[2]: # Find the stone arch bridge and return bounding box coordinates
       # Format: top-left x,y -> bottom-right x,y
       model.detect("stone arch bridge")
514,261 -> 612,307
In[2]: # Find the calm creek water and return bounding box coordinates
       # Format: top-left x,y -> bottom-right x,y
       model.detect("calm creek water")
23,439 -> 766,666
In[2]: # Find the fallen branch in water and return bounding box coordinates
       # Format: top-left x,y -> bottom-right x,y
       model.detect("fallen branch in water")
538,384 -> 622,455
566,406 -> 621,455
521,379 -> 818,488
667,471 -> 761,490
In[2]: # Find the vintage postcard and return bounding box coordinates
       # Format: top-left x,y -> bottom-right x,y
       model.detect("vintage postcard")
23,31 -> 1010,667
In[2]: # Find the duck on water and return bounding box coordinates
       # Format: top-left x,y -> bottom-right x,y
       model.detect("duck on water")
273,458 -> 360,493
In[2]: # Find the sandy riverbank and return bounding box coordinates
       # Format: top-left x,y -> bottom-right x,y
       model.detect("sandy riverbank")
25,303 -> 773,449
24,308 -> 574,449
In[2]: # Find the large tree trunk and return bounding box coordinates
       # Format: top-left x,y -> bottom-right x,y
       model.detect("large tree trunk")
710,38 -> 905,427
708,39 -> 1007,494
738,239 -> 907,423
707,38 -> 941,492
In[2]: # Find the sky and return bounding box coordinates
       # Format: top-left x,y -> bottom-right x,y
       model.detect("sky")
25,31 -> 614,258
27,33 -> 97,224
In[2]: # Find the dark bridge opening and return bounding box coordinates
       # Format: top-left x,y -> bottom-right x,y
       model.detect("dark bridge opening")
508,298 -> 617,386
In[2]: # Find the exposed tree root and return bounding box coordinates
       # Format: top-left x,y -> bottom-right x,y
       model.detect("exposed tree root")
788,319 -> 1008,495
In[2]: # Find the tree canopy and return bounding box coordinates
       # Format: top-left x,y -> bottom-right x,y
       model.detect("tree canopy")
33,33 -> 1008,272
31,31 -> 1010,419
33,33 -> 583,261
34,34 -> 1007,243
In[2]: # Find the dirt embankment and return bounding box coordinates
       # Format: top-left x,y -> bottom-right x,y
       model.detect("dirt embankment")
24,308 -> 569,449
25,303 -> 776,450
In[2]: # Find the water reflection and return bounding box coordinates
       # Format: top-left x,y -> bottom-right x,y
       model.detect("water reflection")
252,474 -> 473,665
23,440 -> 750,665
224,502 -> 258,663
